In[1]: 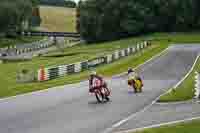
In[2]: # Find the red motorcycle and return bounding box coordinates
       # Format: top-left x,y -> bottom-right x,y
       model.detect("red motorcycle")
90,79 -> 111,103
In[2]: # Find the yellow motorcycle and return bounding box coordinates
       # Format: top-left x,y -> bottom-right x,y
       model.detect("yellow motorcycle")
128,78 -> 143,93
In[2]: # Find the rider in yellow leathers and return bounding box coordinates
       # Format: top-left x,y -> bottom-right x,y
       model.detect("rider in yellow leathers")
127,68 -> 143,93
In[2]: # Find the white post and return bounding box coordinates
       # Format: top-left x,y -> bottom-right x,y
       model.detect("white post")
121,50 -> 125,57
194,71 -> 200,99
59,65 -> 66,76
74,62 -> 82,73
127,48 -> 130,55
115,51 -> 119,60
106,54 -> 112,63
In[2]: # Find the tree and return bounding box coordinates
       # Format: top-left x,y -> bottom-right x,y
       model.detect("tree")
78,0 -> 200,42
40,0 -> 76,8
0,0 -> 39,34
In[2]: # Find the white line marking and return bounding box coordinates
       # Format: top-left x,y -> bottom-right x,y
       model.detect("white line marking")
103,47 -> 170,133
103,48 -> 200,133
173,54 -> 200,89
157,54 -> 200,99
115,116 -> 200,133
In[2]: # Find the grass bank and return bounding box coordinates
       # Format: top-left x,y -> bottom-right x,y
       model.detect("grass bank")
39,6 -> 76,32
150,32 -> 200,43
133,119 -> 200,133
0,36 -> 42,48
159,57 -> 200,102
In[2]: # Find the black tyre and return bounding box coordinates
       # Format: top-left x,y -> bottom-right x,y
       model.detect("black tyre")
95,93 -> 104,103
105,96 -> 110,101
133,85 -> 137,93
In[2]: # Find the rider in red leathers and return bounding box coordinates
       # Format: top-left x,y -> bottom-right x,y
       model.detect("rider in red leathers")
89,71 -> 108,93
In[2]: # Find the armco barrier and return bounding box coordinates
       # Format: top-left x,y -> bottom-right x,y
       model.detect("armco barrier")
37,41 -> 151,81
81,61 -> 88,70
88,57 -> 106,68
67,64 -> 75,74
1,38 -> 54,56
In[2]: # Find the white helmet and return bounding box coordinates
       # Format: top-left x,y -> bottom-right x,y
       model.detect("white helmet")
90,71 -> 97,75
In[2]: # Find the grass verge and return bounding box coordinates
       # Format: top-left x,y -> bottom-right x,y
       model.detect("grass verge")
158,57 -> 200,102
149,32 -> 200,44
0,36 -> 42,48
133,119 -> 200,133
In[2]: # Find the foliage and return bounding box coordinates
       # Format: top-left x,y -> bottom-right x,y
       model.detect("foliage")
40,0 -> 76,8
0,0 -> 39,34
39,6 -> 76,32
78,0 -> 200,42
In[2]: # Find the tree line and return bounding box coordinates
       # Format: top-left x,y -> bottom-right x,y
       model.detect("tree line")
40,0 -> 76,8
77,0 -> 200,42
0,0 -> 40,35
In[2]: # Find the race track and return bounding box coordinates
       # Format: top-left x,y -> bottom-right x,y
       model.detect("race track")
0,44 -> 199,133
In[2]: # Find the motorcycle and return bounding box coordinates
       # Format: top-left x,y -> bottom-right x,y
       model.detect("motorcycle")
94,86 -> 110,103
128,78 -> 143,93
90,79 -> 111,103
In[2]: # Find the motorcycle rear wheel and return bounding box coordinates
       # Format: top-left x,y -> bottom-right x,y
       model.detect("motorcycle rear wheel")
105,96 -> 110,101
95,93 -> 104,103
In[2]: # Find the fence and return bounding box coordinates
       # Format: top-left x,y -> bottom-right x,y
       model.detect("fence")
0,38 -> 54,56
0,38 -> 82,57
38,41 -> 151,81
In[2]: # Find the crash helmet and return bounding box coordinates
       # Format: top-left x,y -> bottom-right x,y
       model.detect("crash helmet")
128,68 -> 134,74
90,70 -> 97,76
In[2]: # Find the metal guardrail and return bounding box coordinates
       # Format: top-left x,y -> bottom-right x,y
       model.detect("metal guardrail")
0,37 -> 82,58
0,38 -> 54,56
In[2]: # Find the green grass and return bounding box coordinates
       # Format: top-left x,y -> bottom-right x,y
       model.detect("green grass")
0,36 -> 43,48
159,57 -> 200,102
133,119 -> 200,133
149,32 -> 200,43
1,32 -> 200,98
0,41 -> 167,98
0,37 -> 149,98
39,6 -> 76,32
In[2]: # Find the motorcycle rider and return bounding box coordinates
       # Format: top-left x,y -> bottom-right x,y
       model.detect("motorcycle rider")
127,68 -> 143,90
89,71 -> 108,93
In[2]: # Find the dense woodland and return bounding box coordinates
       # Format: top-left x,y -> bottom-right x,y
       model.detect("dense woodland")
40,0 -> 76,8
1,0 -> 200,42
77,0 -> 200,42
0,0 -> 76,35
0,0 -> 40,34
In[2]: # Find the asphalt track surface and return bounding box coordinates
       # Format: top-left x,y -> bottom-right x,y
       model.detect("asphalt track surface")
0,44 -> 199,133
113,101 -> 200,133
